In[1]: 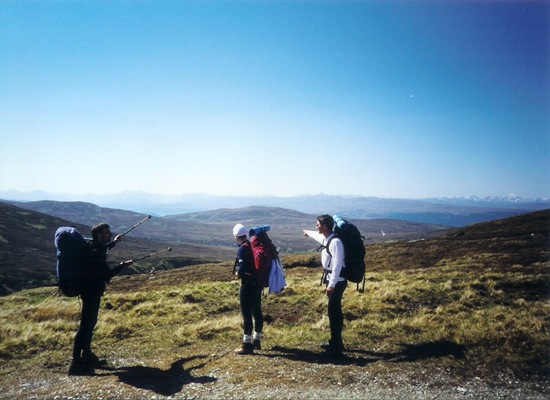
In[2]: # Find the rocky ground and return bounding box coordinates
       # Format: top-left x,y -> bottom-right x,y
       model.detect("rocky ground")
2,344 -> 548,400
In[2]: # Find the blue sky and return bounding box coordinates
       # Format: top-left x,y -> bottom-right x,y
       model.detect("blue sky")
1,0 -> 548,199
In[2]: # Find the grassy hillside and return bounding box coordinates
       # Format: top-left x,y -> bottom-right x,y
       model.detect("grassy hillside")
0,210 -> 548,398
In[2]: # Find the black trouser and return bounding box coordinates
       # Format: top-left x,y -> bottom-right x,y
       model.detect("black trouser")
72,294 -> 101,359
240,283 -> 263,336
327,280 -> 347,348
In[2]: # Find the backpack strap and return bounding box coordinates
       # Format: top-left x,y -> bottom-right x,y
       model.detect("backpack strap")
233,240 -> 251,275
321,236 -> 338,272
320,236 -> 336,257
318,236 -> 336,286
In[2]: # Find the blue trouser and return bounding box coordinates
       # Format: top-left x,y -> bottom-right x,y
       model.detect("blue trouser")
240,283 -> 263,336
327,280 -> 347,348
72,294 -> 101,359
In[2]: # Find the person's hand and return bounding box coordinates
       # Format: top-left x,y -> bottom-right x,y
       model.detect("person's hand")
114,234 -> 123,242
303,232 -> 309,238
120,260 -> 133,267
326,286 -> 334,296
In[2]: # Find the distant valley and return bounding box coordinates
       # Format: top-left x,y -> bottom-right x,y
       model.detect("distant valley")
2,200 -> 448,252
1,199 -> 447,296
1,197 -> 548,297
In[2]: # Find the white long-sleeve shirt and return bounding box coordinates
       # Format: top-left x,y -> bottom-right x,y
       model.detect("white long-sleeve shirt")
321,233 -> 346,288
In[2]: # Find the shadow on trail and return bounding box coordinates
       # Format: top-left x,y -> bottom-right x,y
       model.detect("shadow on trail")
98,355 -> 216,396
397,340 -> 466,361
347,340 -> 466,363
267,340 -> 465,366
265,346 -> 376,366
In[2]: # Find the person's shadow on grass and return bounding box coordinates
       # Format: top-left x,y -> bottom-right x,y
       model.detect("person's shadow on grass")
347,340 -> 466,362
265,340 -> 465,366
263,346 -> 376,366
99,355 -> 216,396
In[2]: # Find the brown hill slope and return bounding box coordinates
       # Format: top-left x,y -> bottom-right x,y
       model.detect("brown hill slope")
281,209 -> 549,280
0,202 -> 89,296
0,202 -> 233,296
364,208 -> 550,273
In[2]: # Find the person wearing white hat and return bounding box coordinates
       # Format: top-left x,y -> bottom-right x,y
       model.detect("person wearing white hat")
232,223 -> 263,354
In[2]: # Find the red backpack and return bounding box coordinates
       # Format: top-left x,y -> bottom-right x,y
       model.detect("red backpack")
249,230 -> 276,287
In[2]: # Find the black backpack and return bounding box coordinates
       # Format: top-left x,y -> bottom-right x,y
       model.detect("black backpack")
54,227 -> 87,297
324,215 -> 366,290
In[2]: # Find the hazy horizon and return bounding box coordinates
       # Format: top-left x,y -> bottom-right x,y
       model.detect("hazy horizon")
1,188 -> 548,202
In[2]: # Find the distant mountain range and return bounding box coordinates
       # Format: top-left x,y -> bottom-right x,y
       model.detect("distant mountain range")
1,191 -> 549,226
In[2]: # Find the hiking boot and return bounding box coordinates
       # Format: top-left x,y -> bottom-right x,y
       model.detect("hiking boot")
323,344 -> 344,357
252,339 -> 262,350
68,358 -> 94,376
320,340 -> 343,348
234,342 -> 254,355
82,352 -> 108,368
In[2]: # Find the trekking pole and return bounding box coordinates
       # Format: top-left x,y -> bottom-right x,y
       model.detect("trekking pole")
132,247 -> 172,262
319,269 -> 328,286
120,215 -> 151,237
